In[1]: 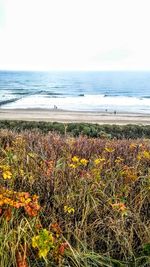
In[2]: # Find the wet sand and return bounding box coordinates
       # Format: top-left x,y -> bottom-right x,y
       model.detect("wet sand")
0,109 -> 150,125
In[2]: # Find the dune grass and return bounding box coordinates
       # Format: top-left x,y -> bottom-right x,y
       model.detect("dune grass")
0,129 -> 150,266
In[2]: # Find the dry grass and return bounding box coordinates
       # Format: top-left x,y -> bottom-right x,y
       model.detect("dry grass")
0,129 -> 150,266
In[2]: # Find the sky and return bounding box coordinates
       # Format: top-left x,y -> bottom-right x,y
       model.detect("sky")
0,0 -> 150,71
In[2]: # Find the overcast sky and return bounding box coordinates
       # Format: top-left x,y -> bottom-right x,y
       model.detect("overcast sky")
0,0 -> 150,71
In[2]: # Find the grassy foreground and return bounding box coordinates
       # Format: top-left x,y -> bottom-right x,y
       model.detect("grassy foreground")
0,129 -> 150,266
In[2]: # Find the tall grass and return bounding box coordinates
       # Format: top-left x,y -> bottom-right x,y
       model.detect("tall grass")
0,129 -> 150,266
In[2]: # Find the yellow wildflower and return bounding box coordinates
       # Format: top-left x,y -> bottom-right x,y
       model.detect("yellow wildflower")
64,205 -> 75,214
137,151 -> 150,161
32,229 -> 54,258
137,154 -> 142,160
94,159 -> 101,165
24,198 -> 32,204
94,158 -> 105,165
143,151 -> 150,160
105,147 -> 114,153
39,248 -> 49,258
32,236 -> 39,248
72,156 -> 79,163
80,158 -> 88,166
0,165 -> 10,171
69,163 -> 77,168
2,170 -> 12,180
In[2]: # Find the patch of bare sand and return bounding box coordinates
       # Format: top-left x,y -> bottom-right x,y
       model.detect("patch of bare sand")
0,109 -> 150,125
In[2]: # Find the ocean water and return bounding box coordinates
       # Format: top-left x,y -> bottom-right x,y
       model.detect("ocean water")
0,71 -> 150,113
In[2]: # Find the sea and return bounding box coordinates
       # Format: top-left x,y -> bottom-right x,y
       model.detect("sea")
0,71 -> 150,113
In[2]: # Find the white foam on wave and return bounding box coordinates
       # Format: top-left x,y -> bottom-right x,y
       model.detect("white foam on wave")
1,94 -> 150,113
0,91 -> 14,100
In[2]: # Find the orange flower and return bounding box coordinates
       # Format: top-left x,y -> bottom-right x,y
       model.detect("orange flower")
4,207 -> 12,221
16,248 -> 28,267
51,223 -> 62,236
58,242 -> 68,255
111,202 -> 127,212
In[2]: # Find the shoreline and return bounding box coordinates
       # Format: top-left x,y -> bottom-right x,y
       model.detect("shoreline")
0,108 -> 150,125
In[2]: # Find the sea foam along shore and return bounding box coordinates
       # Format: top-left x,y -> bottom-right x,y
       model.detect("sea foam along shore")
0,108 -> 150,125
1,94 -> 150,114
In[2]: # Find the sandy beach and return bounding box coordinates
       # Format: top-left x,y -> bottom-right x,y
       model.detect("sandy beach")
0,109 -> 150,125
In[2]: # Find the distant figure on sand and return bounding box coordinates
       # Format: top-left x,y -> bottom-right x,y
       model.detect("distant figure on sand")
114,110 -> 116,115
54,105 -> 57,110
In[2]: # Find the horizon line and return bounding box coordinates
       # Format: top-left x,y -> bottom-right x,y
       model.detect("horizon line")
0,69 -> 150,72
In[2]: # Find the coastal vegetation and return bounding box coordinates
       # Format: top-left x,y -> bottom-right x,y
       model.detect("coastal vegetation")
0,120 -> 150,139
0,129 -> 150,266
